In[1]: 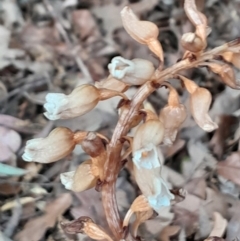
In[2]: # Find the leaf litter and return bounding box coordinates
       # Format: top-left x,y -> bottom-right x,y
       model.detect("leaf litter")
0,0 -> 240,240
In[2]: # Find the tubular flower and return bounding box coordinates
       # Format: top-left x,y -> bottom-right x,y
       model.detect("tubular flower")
220,52 -> 240,69
132,111 -> 164,152
22,127 -> 76,163
159,83 -> 187,145
60,160 -> 97,192
133,144 -> 174,214
179,75 -> 218,132
121,6 -> 163,62
44,84 -> 128,120
108,56 -> 155,85
44,84 -> 100,120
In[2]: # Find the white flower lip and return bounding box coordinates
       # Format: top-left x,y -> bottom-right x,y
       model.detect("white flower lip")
44,93 -> 69,120
133,144 -> 161,169
108,56 -> 134,80
60,171 -> 75,190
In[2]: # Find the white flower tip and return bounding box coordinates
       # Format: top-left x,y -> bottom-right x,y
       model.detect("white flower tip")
22,153 -> 33,162
43,112 -> 59,120
60,171 -> 75,190
43,103 -> 55,113
202,122 -> 218,132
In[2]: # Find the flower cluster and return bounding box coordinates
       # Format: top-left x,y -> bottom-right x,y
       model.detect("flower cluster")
21,0 -> 240,240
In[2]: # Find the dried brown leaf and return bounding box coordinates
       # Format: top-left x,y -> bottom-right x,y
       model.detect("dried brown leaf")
217,152 -> 240,186
209,212 -> 227,237
15,193 -> 72,241
159,225 -> 181,241
210,115 -> 239,159
185,177 -> 207,199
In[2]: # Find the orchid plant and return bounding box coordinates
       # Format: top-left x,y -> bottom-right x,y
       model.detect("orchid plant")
22,0 -> 240,240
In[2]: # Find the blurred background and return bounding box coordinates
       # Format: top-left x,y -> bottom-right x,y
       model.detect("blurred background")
0,0 -> 240,240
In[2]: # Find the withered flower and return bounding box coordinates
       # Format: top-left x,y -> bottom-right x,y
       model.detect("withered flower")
159,82 -> 187,145
132,209 -> 154,237
61,217 -> 113,241
179,75 -> 218,132
22,127 -> 76,163
220,52 -> 240,69
123,195 -> 152,228
44,84 -> 128,120
205,62 -> 240,89
181,0 -> 207,52
81,132 -> 107,181
108,57 -> 155,85
121,6 -> 163,62
60,160 -> 97,192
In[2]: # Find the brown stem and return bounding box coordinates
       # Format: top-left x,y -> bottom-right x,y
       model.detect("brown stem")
101,42 -> 229,240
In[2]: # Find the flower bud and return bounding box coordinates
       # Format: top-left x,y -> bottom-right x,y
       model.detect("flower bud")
108,57 -> 155,85
60,160 -> 97,192
22,127 -> 76,163
133,117 -> 164,152
95,75 -> 129,93
159,83 -> 187,145
121,7 -> 163,62
179,75 -> 218,132
207,62 -> 240,89
181,32 -> 206,52
81,132 -> 107,181
44,85 -> 100,120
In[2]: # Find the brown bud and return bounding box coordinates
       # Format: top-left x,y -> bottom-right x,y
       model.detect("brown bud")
22,127 -> 76,163
60,159 -> 97,192
121,7 -> 163,62
179,75 -> 218,132
95,75 -> 129,93
81,132 -> 107,181
61,217 -> 113,241
159,83 -> 187,145
206,62 -> 240,89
